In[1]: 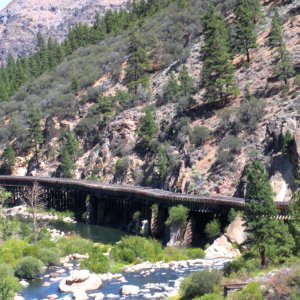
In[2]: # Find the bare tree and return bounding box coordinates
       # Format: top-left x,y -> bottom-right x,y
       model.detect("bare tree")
22,182 -> 46,242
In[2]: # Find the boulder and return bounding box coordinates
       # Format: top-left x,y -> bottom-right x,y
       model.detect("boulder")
19,280 -> 29,288
47,295 -> 58,300
94,292 -> 105,300
205,235 -> 241,259
120,285 -> 140,296
72,290 -> 88,300
59,270 -> 102,293
225,216 -> 247,245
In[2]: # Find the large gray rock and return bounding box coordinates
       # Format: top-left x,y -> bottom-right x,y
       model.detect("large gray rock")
59,270 -> 102,293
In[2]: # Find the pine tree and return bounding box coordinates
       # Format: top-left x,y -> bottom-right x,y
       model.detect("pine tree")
60,149 -> 74,178
201,6 -> 238,106
126,29 -> 152,95
270,10 -> 282,48
64,130 -> 80,160
234,0 -> 258,63
28,107 -> 44,168
163,73 -> 180,102
2,144 -> 16,173
244,161 -> 278,267
179,65 -> 194,97
138,107 -> 158,146
157,144 -> 169,180
270,13 -> 295,86
71,78 -> 80,95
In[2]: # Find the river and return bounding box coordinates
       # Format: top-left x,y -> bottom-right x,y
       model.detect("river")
21,221 -> 223,300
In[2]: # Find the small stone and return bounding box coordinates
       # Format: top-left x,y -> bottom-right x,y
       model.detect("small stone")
47,294 -> 58,300
19,280 -> 29,288
120,285 -> 140,296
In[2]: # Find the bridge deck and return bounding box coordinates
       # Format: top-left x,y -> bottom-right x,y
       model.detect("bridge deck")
0,176 -> 288,212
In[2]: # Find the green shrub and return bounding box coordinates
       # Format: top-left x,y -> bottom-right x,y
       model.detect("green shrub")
37,248 -> 60,266
180,270 -> 222,299
111,236 -> 164,264
57,236 -> 94,256
0,264 -> 21,300
165,205 -> 188,228
186,248 -> 205,259
223,257 -> 260,276
0,240 -> 29,267
195,294 -> 223,300
217,135 -> 242,165
189,126 -> 211,146
115,157 -> 129,174
295,74 -> 300,87
205,219 -> 221,242
282,130 -> 293,156
229,282 -> 264,300
15,257 -> 44,279
80,247 -> 110,273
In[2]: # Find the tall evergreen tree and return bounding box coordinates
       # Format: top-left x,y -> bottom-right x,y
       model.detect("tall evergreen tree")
64,130 -> 80,160
244,161 -> 278,267
28,107 -> 44,168
60,149 -> 74,178
270,10 -> 282,48
179,65 -> 194,97
269,11 -> 295,86
234,0 -> 258,62
138,107 -> 158,146
163,73 -> 180,102
201,6 -> 238,106
126,29 -> 152,95
2,144 -> 16,173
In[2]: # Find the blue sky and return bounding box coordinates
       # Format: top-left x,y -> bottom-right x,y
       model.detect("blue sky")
0,0 -> 11,11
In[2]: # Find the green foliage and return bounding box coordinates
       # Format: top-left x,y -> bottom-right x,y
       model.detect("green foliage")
64,130 -> 80,159
234,0 -> 258,62
165,205 -> 188,228
217,135 -> 242,165
234,90 -> 265,132
189,126 -> 210,146
201,6 -> 238,105
282,130 -> 294,156
244,161 -> 278,266
57,236 -> 94,256
295,74 -> 300,87
59,149 -> 74,178
195,295 -> 223,300
71,78 -> 80,95
126,29 -> 152,94
0,240 -> 29,267
37,248 -> 60,266
205,219 -> 221,242
0,264 -> 21,300
80,247 -> 110,273
28,106 -> 44,167
115,157 -> 130,175
138,107 -> 158,146
223,257 -> 261,276
15,256 -> 44,279
180,270 -> 222,299
111,236 -> 164,264
288,190 -> 300,254
157,144 -> 169,179
228,208 -> 238,223
179,65 -> 194,97
229,282 -> 264,300
163,247 -> 205,261
270,10 -> 282,48
2,144 -> 16,172
163,73 -> 180,102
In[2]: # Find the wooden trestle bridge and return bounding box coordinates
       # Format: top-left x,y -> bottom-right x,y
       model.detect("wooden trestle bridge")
0,175 -> 289,243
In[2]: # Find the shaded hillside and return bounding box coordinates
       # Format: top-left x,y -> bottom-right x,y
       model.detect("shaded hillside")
0,0 -> 299,203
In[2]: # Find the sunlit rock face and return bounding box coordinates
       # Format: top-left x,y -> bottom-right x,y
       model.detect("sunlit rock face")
0,0 -> 126,62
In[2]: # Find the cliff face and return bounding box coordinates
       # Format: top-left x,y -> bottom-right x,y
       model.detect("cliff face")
0,0 -> 126,62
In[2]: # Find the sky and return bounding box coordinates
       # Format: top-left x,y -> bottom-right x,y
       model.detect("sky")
0,0 -> 11,11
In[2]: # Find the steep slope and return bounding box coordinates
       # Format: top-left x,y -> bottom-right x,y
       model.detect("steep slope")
0,0 -> 299,203
0,0 -> 126,61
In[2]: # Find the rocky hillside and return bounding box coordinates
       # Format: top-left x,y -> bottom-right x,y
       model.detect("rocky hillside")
0,0 -> 299,203
0,0 -> 126,61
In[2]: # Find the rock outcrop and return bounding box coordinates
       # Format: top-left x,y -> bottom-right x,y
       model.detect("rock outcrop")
205,235 -> 241,259
225,216 -> 247,245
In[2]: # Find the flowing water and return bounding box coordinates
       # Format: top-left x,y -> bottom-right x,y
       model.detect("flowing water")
21,221 -> 221,300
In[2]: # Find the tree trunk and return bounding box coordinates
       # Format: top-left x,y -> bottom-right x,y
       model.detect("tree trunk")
260,247 -> 266,267
34,142 -> 40,169
246,48 -> 250,63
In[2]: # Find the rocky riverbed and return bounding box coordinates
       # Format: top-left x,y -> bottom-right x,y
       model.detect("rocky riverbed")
19,256 -> 231,300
